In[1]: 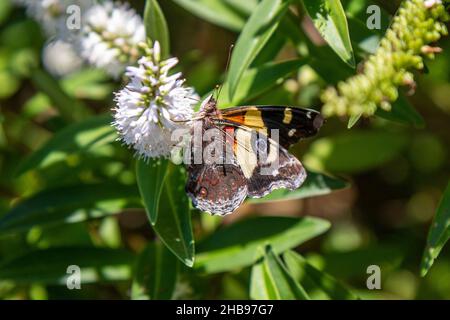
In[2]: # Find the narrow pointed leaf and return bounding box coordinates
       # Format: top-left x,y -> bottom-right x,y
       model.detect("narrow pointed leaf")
0,182 -> 139,235
172,0 -> 245,31
152,164 -> 195,267
131,242 -> 179,299
136,158 -> 170,224
283,250 -> 359,299
220,59 -> 307,107
421,181 -> 450,276
16,114 -> 116,176
228,0 -> 290,100
144,0 -> 170,58
347,113 -> 362,129
0,247 -> 134,284
195,216 -> 330,273
303,0 -> 355,67
223,0 -> 258,16
250,246 -> 309,300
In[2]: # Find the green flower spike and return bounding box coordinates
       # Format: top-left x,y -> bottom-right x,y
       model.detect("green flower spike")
321,0 -> 450,119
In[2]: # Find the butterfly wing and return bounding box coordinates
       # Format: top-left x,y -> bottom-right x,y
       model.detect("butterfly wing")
185,120 -> 248,216
185,104 -> 317,215
185,161 -> 248,215
220,122 -> 307,199
221,106 -> 323,148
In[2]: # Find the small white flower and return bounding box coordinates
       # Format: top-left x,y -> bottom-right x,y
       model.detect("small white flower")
42,39 -> 83,77
77,0 -> 145,78
113,41 -> 198,159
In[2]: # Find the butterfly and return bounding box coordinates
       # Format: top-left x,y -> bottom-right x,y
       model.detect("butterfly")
184,95 -> 323,216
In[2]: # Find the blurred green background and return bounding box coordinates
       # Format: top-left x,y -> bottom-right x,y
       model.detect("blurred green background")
0,0 -> 449,300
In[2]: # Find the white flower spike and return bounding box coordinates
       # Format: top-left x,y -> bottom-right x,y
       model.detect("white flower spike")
43,39 -> 83,77
77,0 -> 145,78
13,0 -> 94,37
113,41 -> 198,160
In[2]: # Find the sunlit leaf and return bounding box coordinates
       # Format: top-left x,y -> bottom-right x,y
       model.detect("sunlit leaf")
250,246 -> 309,300
30,68 -> 91,121
304,130 -> 408,173
16,114 -> 116,175
223,0 -> 258,16
152,164 -> 194,267
0,247 -> 134,284
172,0 -> 245,31
0,182 -> 139,235
347,113 -> 362,129
144,0 -> 170,58
195,216 -> 330,273
250,171 -> 349,203
283,250 -> 359,299
421,181 -> 450,276
136,158 -> 170,225
228,0 -> 290,100
303,0 -> 355,67
131,242 -> 179,299
61,69 -> 114,101
220,59 -> 307,107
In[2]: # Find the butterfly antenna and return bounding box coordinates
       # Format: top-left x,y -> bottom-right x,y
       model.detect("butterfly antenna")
216,44 -> 234,103
185,96 -> 201,103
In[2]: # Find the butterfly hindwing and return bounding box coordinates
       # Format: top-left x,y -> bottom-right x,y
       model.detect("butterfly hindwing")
230,124 -> 307,198
185,161 -> 248,215
185,121 -> 248,215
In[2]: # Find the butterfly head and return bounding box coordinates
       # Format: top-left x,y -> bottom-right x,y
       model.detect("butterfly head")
300,109 -> 324,137
198,94 -> 219,118
312,111 -> 324,131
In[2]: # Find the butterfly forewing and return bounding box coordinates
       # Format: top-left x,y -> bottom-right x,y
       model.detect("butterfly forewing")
220,106 -> 323,148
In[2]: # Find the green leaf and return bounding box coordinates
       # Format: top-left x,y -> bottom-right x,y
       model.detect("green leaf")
0,70 -> 20,99
421,181 -> 450,276
228,0 -> 290,100
152,164 -> 194,267
0,1 -> 13,25
61,69 -> 114,101
250,171 -> 349,203
347,113 -> 362,129
251,31 -> 288,67
303,0 -> 355,67
195,216 -> 330,273
376,94 -> 425,128
136,158 -> 170,225
0,247 -> 134,284
144,0 -> 170,58
30,68 -> 91,121
172,0 -> 246,31
250,246 -> 310,300
16,114 -> 116,175
0,182 -> 139,235
304,130 -> 408,173
223,0 -> 258,16
220,59 -> 307,107
131,242 -> 179,299
320,243 -> 407,278
283,250 -> 359,299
